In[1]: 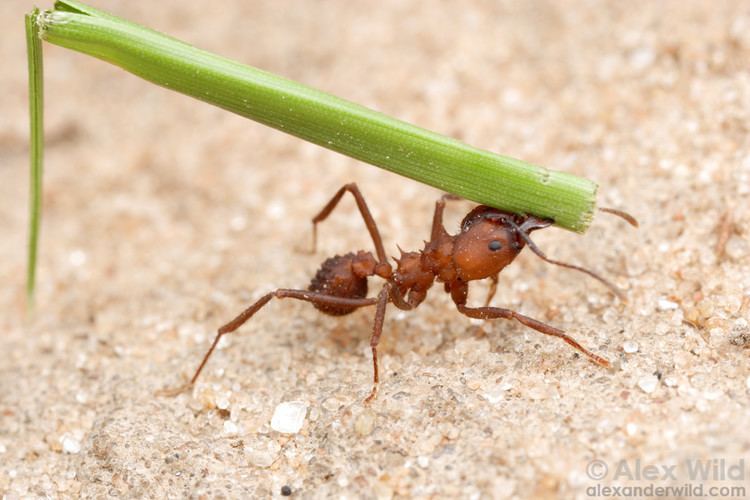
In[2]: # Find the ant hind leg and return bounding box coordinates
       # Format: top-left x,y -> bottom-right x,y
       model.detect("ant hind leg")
157,289 -> 378,397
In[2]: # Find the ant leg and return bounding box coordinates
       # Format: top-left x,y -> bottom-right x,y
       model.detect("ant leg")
430,193 -> 462,241
456,304 -> 611,368
159,289 -> 378,396
484,274 -> 499,307
364,284 -> 391,403
310,183 -> 387,263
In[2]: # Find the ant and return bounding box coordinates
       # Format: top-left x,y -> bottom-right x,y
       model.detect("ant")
166,183 -> 636,402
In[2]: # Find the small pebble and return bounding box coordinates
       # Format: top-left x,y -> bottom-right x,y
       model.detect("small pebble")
229,215 -> 247,232
247,436 -> 280,468
696,399 -> 710,413
271,401 -> 308,434
703,389 -> 723,401
629,47 -> 655,70
623,341 -> 639,354
60,434 -> 81,454
625,422 -> 639,436
481,385 -> 507,405
68,249 -> 87,267
374,481 -> 394,500
638,374 -> 659,394
657,298 -> 679,311
266,201 -> 286,219
216,393 -> 231,410
354,410 -> 375,436
223,420 -> 239,435
417,456 -> 430,468
466,378 -> 482,390
281,485 -> 292,496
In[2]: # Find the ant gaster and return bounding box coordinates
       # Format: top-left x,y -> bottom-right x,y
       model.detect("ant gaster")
173,183 -> 636,402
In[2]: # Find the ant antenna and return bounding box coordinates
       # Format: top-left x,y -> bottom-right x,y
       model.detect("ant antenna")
599,207 -> 639,227
504,218 -> 626,301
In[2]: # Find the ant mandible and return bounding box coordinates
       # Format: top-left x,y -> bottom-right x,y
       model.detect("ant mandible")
174,183 -> 637,403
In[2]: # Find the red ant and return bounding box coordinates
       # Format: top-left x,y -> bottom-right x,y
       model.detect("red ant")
167,183 -> 636,402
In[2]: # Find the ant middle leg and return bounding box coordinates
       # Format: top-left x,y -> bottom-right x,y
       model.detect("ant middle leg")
310,183 -> 387,263
160,289 -> 379,396
456,304 -> 611,368
364,284 -> 391,403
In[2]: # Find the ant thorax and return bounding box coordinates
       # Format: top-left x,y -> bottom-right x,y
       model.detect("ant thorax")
390,250 -> 435,309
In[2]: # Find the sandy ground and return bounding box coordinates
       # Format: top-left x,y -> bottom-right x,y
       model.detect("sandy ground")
2,1 -> 750,498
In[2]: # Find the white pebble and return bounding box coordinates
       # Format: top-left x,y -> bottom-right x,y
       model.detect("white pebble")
481,386 -> 506,405
703,389 -> 723,401
623,341 -> 639,354
638,374 -> 659,394
216,393 -> 231,410
629,47 -> 655,70
417,456 -> 430,468
229,215 -> 247,232
270,401 -> 308,434
68,249 -> 87,267
247,437 -> 280,468
266,201 -> 286,220
223,420 -> 239,435
657,298 -> 679,311
696,399 -> 710,413
60,434 -> 81,454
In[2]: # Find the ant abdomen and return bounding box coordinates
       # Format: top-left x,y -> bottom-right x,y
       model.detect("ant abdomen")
308,252 -> 371,316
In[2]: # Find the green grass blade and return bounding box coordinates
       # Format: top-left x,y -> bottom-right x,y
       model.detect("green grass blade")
37,2 -> 598,233
25,8 -> 44,308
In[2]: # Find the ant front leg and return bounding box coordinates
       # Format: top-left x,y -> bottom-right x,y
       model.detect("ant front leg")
455,303 -> 611,368
484,274 -> 499,307
158,289 -> 378,397
430,193 -> 462,241
310,183 -> 387,263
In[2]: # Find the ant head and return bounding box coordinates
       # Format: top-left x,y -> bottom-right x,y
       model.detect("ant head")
457,206 -> 631,300
453,206 -> 551,282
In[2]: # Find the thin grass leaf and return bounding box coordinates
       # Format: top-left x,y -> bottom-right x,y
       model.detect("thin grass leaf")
25,8 -> 44,308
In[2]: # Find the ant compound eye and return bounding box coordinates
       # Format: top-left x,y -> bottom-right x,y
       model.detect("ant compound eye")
488,240 -> 502,252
